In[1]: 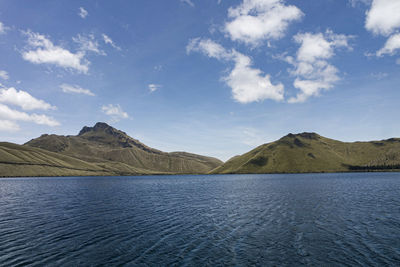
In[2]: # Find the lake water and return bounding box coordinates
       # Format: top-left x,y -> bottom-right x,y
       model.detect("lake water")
0,173 -> 399,266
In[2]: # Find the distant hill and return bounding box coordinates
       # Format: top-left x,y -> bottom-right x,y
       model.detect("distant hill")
210,132 -> 400,174
24,122 -> 222,175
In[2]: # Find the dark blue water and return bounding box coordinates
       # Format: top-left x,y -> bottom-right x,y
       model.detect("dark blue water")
0,173 -> 400,266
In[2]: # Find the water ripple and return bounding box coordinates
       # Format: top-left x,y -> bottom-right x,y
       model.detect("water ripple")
1,173 -> 400,266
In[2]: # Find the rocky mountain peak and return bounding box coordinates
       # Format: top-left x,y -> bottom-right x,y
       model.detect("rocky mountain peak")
285,132 -> 320,140
77,122 -> 161,153
78,122 -> 124,137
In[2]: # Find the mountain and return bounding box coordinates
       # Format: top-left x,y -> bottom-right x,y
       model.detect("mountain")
24,122 -> 222,175
210,132 -> 400,174
4,127 -> 400,177
0,142 -> 156,177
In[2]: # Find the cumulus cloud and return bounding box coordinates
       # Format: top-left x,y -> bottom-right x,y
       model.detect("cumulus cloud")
226,54 -> 284,103
0,86 -> 56,110
0,70 -> 9,80
22,31 -> 89,73
225,0 -> 303,46
73,34 -> 105,55
187,38 -> 284,103
148,84 -> 161,92
102,34 -> 121,50
0,85 -> 59,130
0,103 -> 59,127
365,0 -> 400,36
78,7 -> 88,19
101,104 -> 129,121
60,83 -> 95,96
376,33 -> 400,56
0,120 -> 20,132
366,1 -> 400,61
181,0 -> 194,7
285,30 -> 352,103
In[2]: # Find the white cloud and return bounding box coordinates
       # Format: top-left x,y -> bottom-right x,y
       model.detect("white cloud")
286,30 -> 352,103
225,52 -> 284,103
101,104 -> 129,121
225,0 -> 303,46
0,85 -> 59,130
187,38 -> 284,103
0,70 -> 9,80
294,31 -> 351,63
376,33 -> 400,56
73,34 -> 105,55
181,0 -> 194,7
60,83 -> 95,96
0,21 -> 9,34
0,120 -> 20,132
365,0 -> 400,36
0,103 -> 59,127
22,31 -> 89,73
187,38 -> 232,60
148,84 -> 161,92
0,86 -> 56,110
78,7 -> 88,19
102,34 -> 121,50
365,1 -> 400,61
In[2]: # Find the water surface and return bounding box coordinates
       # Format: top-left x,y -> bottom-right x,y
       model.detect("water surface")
0,173 -> 400,266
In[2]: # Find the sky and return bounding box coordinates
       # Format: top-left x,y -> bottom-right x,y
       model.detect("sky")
0,0 -> 399,161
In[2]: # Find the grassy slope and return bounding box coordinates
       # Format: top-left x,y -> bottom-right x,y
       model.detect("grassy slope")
0,142 -> 109,177
211,133 -> 400,174
0,142 -> 165,177
25,123 -> 223,175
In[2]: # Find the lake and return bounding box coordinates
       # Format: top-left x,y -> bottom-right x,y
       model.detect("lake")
0,173 -> 399,266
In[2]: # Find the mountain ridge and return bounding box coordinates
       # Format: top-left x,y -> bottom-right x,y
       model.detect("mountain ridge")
24,122 -> 223,175
2,126 -> 400,177
211,132 -> 400,174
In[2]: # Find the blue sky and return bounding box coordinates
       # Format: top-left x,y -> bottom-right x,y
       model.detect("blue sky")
0,0 -> 399,161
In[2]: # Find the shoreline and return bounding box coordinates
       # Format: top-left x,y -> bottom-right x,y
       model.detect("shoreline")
2,169 -> 400,179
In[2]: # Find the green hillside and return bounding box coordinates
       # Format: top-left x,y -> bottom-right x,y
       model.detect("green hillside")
210,133 -> 400,174
0,141 -> 170,177
4,127 -> 400,177
25,122 -> 222,175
